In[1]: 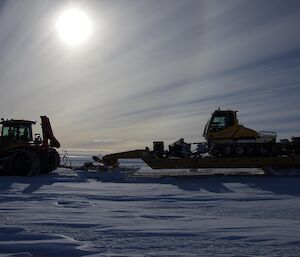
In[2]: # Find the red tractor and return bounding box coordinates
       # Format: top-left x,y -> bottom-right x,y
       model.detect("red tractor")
0,116 -> 60,176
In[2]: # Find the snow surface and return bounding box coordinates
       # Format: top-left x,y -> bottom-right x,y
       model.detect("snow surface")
1,156 -> 300,257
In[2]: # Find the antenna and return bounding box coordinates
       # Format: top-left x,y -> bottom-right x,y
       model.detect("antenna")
10,105 -> 13,119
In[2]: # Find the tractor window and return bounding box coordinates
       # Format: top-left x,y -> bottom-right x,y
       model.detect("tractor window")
212,116 -> 226,127
209,112 -> 235,132
19,125 -> 33,141
2,124 -> 33,141
2,125 -> 15,138
2,126 -> 9,137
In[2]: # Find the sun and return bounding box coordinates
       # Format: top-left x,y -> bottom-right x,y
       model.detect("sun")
56,7 -> 92,46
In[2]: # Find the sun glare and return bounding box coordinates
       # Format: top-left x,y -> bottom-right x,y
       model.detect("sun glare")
56,8 -> 92,46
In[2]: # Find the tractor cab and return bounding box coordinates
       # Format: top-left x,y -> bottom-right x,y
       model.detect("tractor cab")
203,110 -> 237,138
205,110 -> 236,133
0,116 -> 60,176
203,109 -> 258,141
0,119 -> 40,148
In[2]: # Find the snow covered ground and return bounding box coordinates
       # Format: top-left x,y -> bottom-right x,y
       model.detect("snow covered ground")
1,156 -> 300,257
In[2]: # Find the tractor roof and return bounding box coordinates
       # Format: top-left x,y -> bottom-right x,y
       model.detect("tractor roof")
0,119 -> 36,125
214,108 -> 238,113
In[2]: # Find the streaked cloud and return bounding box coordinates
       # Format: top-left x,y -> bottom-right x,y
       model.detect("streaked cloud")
0,0 -> 299,153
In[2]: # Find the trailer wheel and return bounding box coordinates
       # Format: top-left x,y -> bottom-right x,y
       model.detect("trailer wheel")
8,149 -> 40,176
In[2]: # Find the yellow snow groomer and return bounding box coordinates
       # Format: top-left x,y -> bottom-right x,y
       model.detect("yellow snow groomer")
203,109 -> 278,156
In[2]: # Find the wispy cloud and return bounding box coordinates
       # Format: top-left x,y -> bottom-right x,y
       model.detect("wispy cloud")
0,0 -> 299,153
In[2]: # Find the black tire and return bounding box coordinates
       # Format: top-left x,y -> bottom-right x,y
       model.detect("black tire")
211,148 -> 219,157
246,146 -> 255,156
259,145 -> 270,156
40,149 -> 60,174
223,146 -> 232,156
272,144 -> 282,156
8,149 -> 40,176
235,146 -> 245,155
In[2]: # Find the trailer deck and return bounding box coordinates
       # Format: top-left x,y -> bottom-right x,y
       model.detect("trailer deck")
101,149 -> 300,171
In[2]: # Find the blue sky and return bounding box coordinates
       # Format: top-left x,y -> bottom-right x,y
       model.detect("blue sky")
0,0 -> 300,153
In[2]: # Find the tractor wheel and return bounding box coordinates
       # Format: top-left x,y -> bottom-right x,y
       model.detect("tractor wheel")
40,150 -> 60,174
8,149 -> 40,176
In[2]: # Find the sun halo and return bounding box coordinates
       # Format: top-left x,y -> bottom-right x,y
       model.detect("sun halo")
56,7 -> 92,46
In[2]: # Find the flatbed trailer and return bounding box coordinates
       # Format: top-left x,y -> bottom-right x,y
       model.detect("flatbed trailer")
101,149 -> 300,172
96,109 -> 300,176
